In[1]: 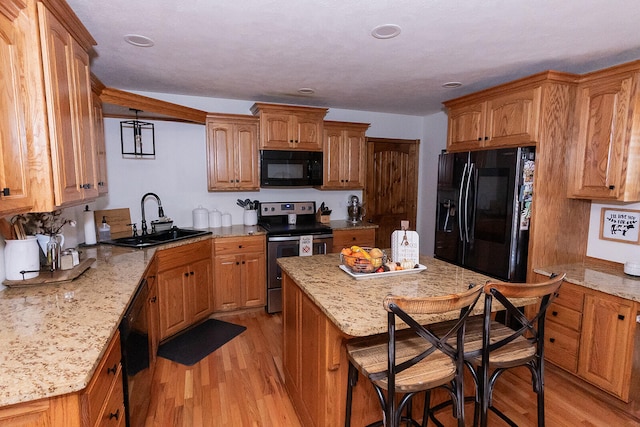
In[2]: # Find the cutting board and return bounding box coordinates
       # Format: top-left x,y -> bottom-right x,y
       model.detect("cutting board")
93,208 -> 132,239
2,257 -> 96,287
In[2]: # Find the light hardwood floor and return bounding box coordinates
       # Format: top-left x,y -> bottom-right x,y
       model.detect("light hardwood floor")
144,310 -> 639,426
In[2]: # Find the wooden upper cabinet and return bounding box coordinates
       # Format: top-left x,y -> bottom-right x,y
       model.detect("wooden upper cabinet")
322,121 -> 369,189
445,86 -> 541,151
38,3 -> 97,205
0,4 -> 33,215
206,113 -> 259,191
92,90 -> 108,194
568,65 -> 640,201
250,103 -> 327,151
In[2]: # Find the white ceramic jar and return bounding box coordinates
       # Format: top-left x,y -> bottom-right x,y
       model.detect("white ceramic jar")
192,205 -> 209,229
221,213 -> 232,227
5,236 -> 40,280
244,209 -> 258,226
209,209 -> 222,228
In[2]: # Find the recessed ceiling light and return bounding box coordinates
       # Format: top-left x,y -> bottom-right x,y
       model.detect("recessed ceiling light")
123,34 -> 155,47
298,88 -> 315,95
442,81 -> 463,88
371,24 -> 401,39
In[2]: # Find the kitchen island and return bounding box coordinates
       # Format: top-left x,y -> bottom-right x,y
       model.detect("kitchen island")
277,253 -> 536,426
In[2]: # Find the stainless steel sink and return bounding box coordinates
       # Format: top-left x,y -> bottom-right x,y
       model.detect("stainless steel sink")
103,227 -> 211,248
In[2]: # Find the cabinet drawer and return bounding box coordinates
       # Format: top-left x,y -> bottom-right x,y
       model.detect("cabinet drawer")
332,229 -> 376,252
96,368 -> 125,426
545,321 -> 580,373
214,235 -> 264,255
83,331 -> 122,427
547,302 -> 582,331
554,282 -> 584,312
156,239 -> 211,271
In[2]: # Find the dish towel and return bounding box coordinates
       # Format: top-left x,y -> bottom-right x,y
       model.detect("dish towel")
299,235 -> 313,256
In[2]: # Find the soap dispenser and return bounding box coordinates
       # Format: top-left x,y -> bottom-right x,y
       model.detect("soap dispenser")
98,216 -> 111,242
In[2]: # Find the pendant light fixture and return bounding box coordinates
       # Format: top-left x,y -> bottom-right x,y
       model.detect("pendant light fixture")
120,109 -> 155,158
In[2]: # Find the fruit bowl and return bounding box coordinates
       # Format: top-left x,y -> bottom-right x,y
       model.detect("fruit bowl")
340,246 -> 386,274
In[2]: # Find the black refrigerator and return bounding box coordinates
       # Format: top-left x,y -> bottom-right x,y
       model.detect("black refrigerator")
434,146 -> 535,282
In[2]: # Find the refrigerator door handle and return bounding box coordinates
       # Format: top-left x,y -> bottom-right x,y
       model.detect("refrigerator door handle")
464,162 -> 474,242
458,162 -> 468,243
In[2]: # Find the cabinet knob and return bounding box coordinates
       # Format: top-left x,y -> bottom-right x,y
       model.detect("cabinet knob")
484,136 -> 489,140
149,296 -> 157,303
1,188 -> 9,196
107,363 -> 118,375
184,272 -> 189,277
618,314 -> 625,320
190,271 -> 194,276
609,185 -> 615,190
477,137 -> 482,141
552,311 -> 558,316
549,338 -> 555,343
236,261 -> 240,265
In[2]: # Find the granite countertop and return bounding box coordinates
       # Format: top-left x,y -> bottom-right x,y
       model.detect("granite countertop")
0,226 -> 263,408
277,254 -> 534,337
328,220 -> 379,230
534,260 -> 640,303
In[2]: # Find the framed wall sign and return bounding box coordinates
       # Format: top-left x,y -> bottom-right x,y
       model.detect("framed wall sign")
600,208 -> 640,244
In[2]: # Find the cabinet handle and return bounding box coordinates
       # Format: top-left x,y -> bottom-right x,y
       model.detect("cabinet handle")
98,181 -> 104,187
552,311 -> 558,316
1,188 -> 9,196
609,185 -> 615,190
242,261 -> 245,264
549,338 -> 555,343
109,409 -> 120,420
184,272 -> 189,277
618,314 -> 625,320
484,136 -> 489,140
236,261 -> 240,265
289,139 -> 294,143
477,137 -> 482,141
238,245 -> 244,248
107,363 -> 118,375
149,296 -> 157,303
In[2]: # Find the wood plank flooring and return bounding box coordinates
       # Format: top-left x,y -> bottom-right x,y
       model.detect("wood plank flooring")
144,310 -> 639,426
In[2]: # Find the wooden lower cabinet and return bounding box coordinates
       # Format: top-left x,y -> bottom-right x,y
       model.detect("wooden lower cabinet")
331,228 -> 376,253
0,332 -> 124,427
537,273 -> 639,402
156,240 -> 213,341
213,235 -> 266,311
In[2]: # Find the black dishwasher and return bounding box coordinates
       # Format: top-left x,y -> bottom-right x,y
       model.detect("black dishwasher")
119,279 -> 152,427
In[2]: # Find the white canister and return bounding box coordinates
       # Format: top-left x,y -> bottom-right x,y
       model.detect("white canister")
209,209 -> 222,228
192,205 -> 209,229
244,209 -> 258,226
221,213 -> 232,227
5,236 -> 40,280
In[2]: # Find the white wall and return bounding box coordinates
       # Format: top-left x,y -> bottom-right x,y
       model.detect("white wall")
587,202 -> 640,264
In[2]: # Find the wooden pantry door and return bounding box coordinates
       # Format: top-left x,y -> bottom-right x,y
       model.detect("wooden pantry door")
364,137 -> 419,249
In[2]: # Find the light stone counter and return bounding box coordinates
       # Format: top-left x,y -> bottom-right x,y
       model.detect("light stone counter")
534,260 -> 640,303
277,254 -> 532,337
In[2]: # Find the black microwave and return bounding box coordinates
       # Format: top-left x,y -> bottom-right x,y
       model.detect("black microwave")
260,150 -> 323,187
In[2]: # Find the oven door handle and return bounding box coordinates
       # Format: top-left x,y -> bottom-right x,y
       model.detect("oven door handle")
267,233 -> 333,242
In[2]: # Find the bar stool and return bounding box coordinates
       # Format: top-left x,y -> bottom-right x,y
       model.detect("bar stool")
464,273 -> 566,427
345,284 -> 483,427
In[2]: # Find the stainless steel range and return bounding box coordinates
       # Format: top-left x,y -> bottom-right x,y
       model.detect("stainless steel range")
258,201 -> 333,313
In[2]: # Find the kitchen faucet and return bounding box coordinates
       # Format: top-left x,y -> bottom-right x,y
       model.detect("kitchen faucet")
140,192 -> 165,235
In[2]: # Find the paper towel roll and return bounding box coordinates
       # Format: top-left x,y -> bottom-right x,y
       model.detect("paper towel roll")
83,207 -> 97,245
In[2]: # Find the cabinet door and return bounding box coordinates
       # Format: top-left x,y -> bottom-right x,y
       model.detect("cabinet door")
323,127 -> 343,187
0,12 -> 32,214
342,129 -> 366,187
241,252 -> 266,307
484,87 -> 541,147
294,114 -> 323,150
569,74 -> 635,200
69,37 -> 98,199
92,92 -> 108,194
189,258 -> 213,322
213,254 -> 241,311
235,121 -> 259,189
261,112 -> 292,149
207,122 -> 236,189
39,5 -> 84,205
447,102 -> 486,151
157,266 -> 190,340
578,293 -> 636,400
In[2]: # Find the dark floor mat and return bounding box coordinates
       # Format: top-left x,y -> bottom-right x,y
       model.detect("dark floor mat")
158,319 -> 246,366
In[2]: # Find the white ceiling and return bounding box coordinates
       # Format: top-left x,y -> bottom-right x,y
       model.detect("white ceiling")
67,0 -> 640,116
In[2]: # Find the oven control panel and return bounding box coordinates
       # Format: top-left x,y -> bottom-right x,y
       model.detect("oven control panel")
259,201 -> 316,217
